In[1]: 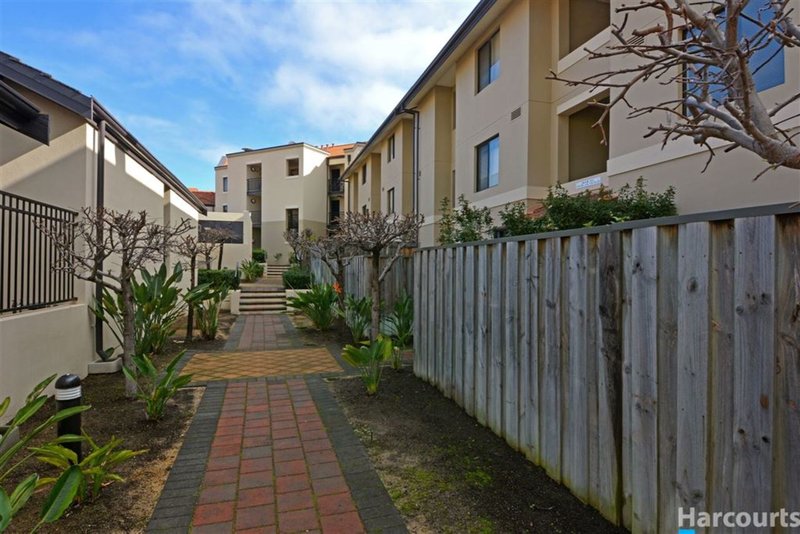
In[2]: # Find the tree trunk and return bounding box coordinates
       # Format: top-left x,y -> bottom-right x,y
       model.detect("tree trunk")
370,251 -> 381,341
121,280 -> 138,398
186,255 -> 196,341
217,243 -> 224,270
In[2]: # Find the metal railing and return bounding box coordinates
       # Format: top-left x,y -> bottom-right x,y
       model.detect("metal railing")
1,190 -> 77,313
247,178 -> 262,194
328,178 -> 343,194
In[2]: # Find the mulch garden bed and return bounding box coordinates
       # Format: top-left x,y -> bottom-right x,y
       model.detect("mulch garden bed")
5,316 -> 235,533
332,367 -> 628,534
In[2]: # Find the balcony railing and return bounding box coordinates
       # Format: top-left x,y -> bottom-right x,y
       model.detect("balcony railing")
328,178 -> 343,194
249,210 -> 261,227
1,190 -> 77,313
247,178 -> 262,194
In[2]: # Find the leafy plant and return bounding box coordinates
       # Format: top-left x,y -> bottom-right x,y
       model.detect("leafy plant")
198,268 -> 240,290
92,263 -> 185,360
252,248 -> 266,263
185,283 -> 230,341
287,284 -> 337,330
282,267 -> 313,289
439,195 -> 493,244
337,294 -> 372,343
32,433 -> 145,502
240,259 -> 264,282
123,351 -> 193,420
0,376 -> 91,531
382,292 -> 413,353
499,178 -> 678,237
341,336 -> 394,395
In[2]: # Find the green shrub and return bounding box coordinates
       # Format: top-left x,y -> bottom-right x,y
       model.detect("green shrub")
198,268 -> 240,290
341,336 -> 394,395
240,259 -> 265,282
500,178 -> 677,237
381,292 -> 413,354
0,376 -> 92,531
337,294 -> 372,343
439,195 -> 493,244
185,283 -> 230,340
32,433 -> 145,502
123,351 -> 193,420
287,284 -> 337,330
283,267 -> 313,289
252,248 -> 266,263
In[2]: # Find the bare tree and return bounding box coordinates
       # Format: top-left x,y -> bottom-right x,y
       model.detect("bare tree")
283,229 -> 355,309
197,226 -> 235,270
337,211 -> 423,340
549,0 -> 800,173
42,208 -> 192,397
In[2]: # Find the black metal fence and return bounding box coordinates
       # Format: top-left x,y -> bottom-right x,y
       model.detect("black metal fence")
1,190 -> 77,313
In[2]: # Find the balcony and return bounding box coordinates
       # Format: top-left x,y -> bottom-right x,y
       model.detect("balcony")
249,210 -> 261,227
247,178 -> 262,195
328,178 -> 343,194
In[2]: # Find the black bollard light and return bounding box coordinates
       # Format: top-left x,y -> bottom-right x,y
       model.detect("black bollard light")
55,374 -> 83,462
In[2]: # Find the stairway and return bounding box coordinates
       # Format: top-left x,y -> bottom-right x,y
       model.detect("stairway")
266,263 -> 291,277
239,287 -> 287,314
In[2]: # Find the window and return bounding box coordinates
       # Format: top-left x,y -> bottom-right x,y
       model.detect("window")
362,204 -> 368,215
387,135 -> 396,162
684,0 -> 784,102
222,176 -> 228,192
568,102 -> 609,180
477,32 -> 500,92
286,208 -> 299,233
476,136 -> 500,191
347,154 -> 351,165
222,204 -> 229,213
387,188 -> 395,214
287,158 -> 299,177
361,166 -> 367,185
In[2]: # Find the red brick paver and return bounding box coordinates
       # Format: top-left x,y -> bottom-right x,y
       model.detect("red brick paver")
191,379 -> 365,533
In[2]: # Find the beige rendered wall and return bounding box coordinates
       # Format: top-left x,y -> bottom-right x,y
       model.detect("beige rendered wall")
453,0 -> 540,213
0,304 -> 94,421
418,88 -> 454,246
379,120 -> 414,215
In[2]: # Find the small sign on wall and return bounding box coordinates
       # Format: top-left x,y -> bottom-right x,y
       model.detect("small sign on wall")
574,176 -> 603,190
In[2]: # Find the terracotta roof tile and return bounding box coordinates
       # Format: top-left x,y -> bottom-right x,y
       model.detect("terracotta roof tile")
189,188 -> 215,207
320,143 -> 356,158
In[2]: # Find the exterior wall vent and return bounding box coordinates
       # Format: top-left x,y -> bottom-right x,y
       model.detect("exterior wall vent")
511,107 -> 522,120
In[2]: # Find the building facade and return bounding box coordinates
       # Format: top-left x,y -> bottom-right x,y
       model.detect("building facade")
214,142 -> 361,260
342,0 -> 800,246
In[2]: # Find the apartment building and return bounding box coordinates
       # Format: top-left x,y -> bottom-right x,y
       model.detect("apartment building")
342,0 -> 800,246
214,142 -> 362,260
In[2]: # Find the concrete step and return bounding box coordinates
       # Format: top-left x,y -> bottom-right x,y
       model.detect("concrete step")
239,298 -> 287,305
240,310 -> 286,315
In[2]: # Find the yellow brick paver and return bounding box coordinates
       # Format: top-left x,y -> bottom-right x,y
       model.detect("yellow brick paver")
182,347 -> 342,382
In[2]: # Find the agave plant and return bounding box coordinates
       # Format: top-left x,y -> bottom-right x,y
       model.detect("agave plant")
287,284 -> 338,331
381,292 -> 413,353
341,336 -> 394,395
0,376 -> 91,531
123,351 -> 193,421
240,259 -> 264,282
337,294 -> 372,342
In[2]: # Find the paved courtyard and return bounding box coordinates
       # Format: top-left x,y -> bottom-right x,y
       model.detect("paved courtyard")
147,315 -> 406,533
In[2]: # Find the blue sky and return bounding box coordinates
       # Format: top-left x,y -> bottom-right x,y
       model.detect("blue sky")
0,0 -> 476,190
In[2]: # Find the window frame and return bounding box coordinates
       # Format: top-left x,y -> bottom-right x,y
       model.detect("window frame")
476,31 -> 500,93
387,187 -> 395,214
475,135 -> 500,192
361,166 -> 367,185
286,208 -> 299,233
222,176 -> 228,192
222,204 -> 229,213
387,135 -> 396,162
286,158 -> 300,177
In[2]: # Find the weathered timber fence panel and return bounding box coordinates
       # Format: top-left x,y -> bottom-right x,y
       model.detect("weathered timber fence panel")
309,253 -> 413,308
413,205 -> 800,534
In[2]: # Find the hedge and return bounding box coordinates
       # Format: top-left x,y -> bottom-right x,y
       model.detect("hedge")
198,268 -> 240,290
252,248 -> 266,263
282,267 -> 313,289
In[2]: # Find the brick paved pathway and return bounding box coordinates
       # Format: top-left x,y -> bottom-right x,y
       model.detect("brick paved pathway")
148,315 -> 406,534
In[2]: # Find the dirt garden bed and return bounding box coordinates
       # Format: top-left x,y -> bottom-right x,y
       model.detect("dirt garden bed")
5,316 -> 236,533
332,367 -> 627,534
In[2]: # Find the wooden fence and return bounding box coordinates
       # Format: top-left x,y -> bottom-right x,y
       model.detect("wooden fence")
309,253 -> 414,308
413,204 -> 799,533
